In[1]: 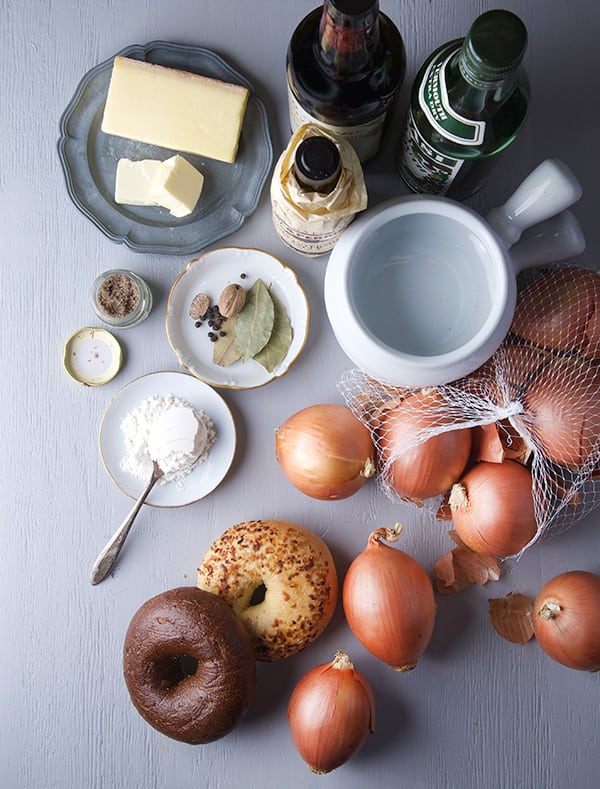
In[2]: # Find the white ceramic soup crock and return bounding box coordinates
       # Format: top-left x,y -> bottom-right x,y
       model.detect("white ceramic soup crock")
324,159 -> 585,387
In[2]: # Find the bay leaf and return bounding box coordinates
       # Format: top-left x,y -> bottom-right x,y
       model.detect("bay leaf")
235,279 -> 275,362
212,317 -> 241,367
253,290 -> 293,373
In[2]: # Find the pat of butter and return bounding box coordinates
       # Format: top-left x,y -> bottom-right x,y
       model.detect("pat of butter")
115,156 -> 204,218
152,155 -> 205,218
101,56 -> 250,164
114,159 -> 163,207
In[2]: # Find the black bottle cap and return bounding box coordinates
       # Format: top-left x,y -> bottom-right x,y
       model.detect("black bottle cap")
294,136 -> 342,193
330,0 -> 378,14
461,10 -> 528,84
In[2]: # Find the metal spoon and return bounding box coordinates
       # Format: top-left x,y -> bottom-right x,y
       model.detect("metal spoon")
90,460 -> 165,585
92,404 -> 206,585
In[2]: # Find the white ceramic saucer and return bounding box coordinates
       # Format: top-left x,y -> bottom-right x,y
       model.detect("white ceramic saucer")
99,371 -> 236,507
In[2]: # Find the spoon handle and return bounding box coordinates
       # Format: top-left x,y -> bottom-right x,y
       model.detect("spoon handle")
90,464 -> 161,585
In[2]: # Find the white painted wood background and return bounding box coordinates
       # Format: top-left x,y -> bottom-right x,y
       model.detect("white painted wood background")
1,1 -> 599,787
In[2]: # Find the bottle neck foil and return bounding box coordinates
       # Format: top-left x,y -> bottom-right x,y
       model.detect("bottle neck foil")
318,0 -> 380,74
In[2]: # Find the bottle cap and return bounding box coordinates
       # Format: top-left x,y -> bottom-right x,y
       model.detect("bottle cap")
460,10 -> 528,86
330,0 -> 377,13
63,328 -> 122,386
294,136 -> 342,193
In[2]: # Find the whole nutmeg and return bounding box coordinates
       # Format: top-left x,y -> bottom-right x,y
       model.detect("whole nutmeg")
218,283 -> 246,317
189,292 -> 210,320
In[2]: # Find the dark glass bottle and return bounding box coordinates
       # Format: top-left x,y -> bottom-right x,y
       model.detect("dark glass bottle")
398,9 -> 530,200
287,0 -> 406,163
294,136 -> 342,193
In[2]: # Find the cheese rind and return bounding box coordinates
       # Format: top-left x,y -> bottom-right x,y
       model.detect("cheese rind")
152,155 -> 205,218
101,56 -> 250,163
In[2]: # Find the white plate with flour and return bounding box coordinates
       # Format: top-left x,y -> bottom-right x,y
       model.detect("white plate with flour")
99,371 -> 236,507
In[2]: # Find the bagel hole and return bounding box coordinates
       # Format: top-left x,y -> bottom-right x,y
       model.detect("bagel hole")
248,583 -> 267,607
177,654 -> 199,679
155,654 -> 199,689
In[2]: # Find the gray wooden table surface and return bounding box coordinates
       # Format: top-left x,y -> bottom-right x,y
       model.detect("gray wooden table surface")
2,1 -> 599,787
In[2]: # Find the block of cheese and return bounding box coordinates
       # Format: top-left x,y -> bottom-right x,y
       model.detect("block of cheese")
101,56 -> 250,163
151,155 -> 205,217
114,156 -> 204,218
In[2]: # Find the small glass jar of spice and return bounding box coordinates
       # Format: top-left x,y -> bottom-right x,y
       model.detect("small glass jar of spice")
92,269 -> 152,328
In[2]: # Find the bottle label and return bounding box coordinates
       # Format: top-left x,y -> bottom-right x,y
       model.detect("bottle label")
288,81 -> 385,162
419,42 -> 486,145
272,203 -> 354,257
399,109 -> 464,195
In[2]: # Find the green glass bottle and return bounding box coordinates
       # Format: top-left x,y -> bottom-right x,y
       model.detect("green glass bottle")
398,9 -> 530,199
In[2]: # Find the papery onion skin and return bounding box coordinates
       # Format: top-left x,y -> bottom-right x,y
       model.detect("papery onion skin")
449,460 -> 537,558
511,267 -> 600,359
275,404 -> 376,500
520,357 -> 600,469
343,526 -> 436,671
287,651 -> 375,774
378,390 -> 472,500
533,571 -> 600,671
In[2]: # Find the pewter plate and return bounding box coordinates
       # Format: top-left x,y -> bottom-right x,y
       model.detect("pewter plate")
57,41 -> 273,255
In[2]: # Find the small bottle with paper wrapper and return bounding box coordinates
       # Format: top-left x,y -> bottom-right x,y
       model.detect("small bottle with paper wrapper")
270,124 -> 368,257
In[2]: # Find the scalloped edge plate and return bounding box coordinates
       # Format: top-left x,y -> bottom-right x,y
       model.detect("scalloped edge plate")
99,371 -> 236,507
166,247 -> 310,389
57,41 -> 273,254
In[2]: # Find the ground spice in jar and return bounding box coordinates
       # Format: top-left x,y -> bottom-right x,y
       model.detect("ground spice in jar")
97,273 -> 140,318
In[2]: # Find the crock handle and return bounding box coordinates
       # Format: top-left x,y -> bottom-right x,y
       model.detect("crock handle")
508,210 -> 586,273
486,158 -> 582,248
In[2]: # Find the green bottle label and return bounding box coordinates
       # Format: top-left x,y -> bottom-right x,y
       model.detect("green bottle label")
399,110 -> 464,195
419,42 -> 486,145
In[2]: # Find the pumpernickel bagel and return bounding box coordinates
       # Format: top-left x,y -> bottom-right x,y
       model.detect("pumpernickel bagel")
123,586 -> 255,744
197,519 -> 338,660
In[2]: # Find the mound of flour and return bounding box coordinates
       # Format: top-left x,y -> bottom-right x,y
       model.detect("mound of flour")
120,393 -> 215,488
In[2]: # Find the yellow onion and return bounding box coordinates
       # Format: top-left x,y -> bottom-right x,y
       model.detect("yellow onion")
449,460 -> 537,557
519,357 -> 600,469
511,267 -> 600,359
463,343 -> 554,405
533,571 -> 600,671
343,525 -> 436,671
275,404 -> 375,500
377,389 -> 472,500
287,651 -> 375,774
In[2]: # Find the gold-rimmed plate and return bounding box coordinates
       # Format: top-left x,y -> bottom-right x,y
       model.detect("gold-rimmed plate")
166,247 -> 310,389
99,371 -> 236,507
